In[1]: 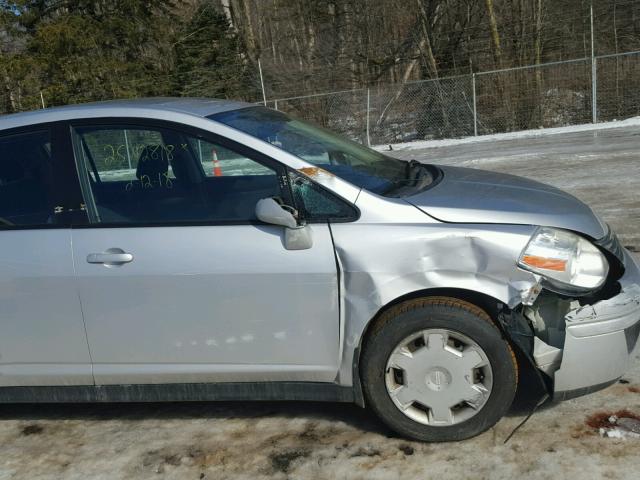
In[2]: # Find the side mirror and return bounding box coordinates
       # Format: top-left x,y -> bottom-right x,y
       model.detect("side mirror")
255,198 -> 313,250
284,224 -> 313,250
255,197 -> 298,228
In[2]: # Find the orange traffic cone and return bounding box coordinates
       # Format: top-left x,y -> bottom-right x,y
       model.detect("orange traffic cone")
212,149 -> 222,177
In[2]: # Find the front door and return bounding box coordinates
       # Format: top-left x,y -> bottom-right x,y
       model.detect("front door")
0,127 -> 92,386
69,120 -> 340,385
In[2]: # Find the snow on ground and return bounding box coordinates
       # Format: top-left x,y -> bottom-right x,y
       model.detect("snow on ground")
0,349 -> 638,479
374,116 -> 640,151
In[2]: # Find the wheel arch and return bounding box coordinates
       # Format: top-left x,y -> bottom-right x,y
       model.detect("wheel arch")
351,287 -> 525,407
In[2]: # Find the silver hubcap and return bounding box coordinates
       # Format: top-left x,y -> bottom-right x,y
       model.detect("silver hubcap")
385,329 -> 493,426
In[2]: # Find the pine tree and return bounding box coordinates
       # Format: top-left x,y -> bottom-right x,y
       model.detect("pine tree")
2,0 -> 181,109
175,1 -> 257,100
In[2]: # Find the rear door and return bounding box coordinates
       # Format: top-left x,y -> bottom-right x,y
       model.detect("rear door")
68,119 -> 341,385
0,125 -> 92,386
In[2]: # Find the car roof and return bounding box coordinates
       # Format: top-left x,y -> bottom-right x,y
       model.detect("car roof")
0,97 -> 253,131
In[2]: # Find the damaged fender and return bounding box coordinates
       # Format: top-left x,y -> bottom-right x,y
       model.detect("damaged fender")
330,219 -> 541,386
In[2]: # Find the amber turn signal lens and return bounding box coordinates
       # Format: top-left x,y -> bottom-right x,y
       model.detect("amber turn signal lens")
521,254 -> 567,272
518,227 -> 608,291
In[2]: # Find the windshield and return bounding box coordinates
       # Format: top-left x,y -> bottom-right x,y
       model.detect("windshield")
209,107 -> 437,196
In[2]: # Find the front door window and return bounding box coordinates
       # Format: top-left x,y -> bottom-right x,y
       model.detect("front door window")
72,124 -> 282,224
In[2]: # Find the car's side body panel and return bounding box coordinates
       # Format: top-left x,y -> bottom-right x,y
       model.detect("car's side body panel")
329,211 -> 540,385
72,224 -> 341,385
0,229 -> 93,386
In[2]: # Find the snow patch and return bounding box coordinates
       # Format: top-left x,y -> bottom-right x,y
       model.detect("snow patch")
593,414 -> 640,439
373,116 -> 640,152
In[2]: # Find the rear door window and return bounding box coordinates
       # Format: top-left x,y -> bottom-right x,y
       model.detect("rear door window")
0,130 -> 56,226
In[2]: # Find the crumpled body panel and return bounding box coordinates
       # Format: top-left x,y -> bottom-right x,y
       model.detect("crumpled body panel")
552,251 -> 640,398
330,221 -> 540,384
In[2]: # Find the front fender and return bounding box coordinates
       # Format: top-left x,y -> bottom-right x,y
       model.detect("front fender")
330,222 -> 540,386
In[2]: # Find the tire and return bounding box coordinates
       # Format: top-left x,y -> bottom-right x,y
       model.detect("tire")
361,296 -> 518,442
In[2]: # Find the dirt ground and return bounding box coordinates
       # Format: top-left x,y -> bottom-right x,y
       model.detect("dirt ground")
1,127 -> 640,479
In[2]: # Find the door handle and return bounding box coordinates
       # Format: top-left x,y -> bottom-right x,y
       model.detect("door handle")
87,248 -> 134,266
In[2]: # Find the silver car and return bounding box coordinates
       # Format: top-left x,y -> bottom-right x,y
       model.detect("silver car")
1,98 -> 639,442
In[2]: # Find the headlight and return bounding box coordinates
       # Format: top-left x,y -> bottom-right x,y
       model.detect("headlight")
518,227 -> 609,292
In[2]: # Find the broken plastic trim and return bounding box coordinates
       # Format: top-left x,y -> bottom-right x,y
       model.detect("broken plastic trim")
565,284 -> 640,337
497,308 -> 552,396
497,307 -> 552,444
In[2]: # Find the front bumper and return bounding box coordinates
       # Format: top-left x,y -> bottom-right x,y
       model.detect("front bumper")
552,250 -> 640,400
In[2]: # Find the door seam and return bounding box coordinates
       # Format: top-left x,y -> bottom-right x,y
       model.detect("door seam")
70,227 -> 96,385
328,222 -> 345,383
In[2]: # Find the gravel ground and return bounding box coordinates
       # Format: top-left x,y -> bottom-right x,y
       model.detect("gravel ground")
1,127 -> 639,480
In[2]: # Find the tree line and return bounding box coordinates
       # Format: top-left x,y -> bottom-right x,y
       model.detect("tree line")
1,0 -> 639,115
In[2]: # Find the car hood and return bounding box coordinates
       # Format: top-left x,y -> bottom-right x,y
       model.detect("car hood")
406,166 -> 607,239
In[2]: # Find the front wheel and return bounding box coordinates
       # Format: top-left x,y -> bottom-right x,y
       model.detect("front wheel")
361,297 -> 518,442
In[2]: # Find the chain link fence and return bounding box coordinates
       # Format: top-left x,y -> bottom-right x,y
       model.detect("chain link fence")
6,51 -> 640,146
266,51 -> 640,146
596,51 -> 640,123
368,75 -> 475,144
474,59 -> 593,135
266,89 -> 369,144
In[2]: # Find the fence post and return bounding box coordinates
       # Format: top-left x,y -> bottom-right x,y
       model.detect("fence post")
274,99 -> 278,111
40,91 -> 46,109
590,4 -> 597,123
592,58 -> 598,123
366,88 -> 371,146
472,73 -> 478,136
